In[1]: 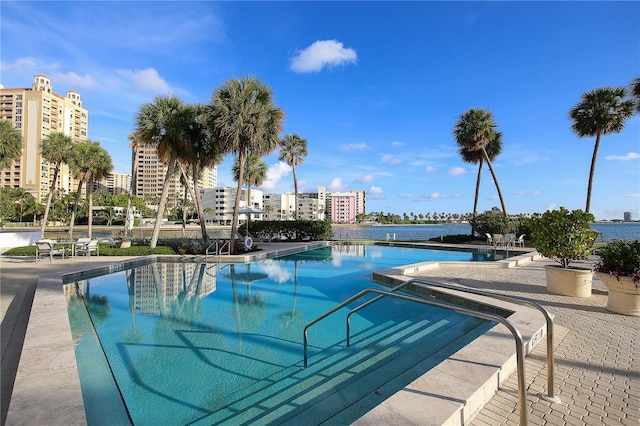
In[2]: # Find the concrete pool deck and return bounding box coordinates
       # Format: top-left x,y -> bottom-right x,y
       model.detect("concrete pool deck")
2,242 -> 638,425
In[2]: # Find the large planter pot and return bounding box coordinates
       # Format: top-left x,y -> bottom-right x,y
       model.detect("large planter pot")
596,272 -> 640,317
544,265 -> 593,297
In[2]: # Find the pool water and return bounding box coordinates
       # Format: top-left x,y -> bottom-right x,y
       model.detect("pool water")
65,245 -> 497,425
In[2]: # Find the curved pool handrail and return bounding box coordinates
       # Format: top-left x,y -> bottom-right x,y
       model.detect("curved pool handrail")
302,287 -> 529,425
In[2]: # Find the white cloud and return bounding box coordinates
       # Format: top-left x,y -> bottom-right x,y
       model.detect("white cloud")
400,193 -> 413,198
53,71 -> 99,89
625,193 -> 640,198
391,140 -> 405,147
356,174 -> 375,183
425,165 -> 436,172
0,57 -> 38,71
327,177 -> 346,191
381,154 -> 403,164
369,186 -> 383,195
341,143 -> 366,151
605,152 -> 640,161
546,203 -> 557,211
116,67 -> 170,93
290,40 -> 357,73
448,167 -> 466,176
260,161 -> 291,191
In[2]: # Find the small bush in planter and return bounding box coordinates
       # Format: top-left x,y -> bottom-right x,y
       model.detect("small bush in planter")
527,207 -> 595,268
595,239 -> 640,286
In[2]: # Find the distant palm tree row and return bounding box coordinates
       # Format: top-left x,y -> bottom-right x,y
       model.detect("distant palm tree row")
453,76 -> 639,233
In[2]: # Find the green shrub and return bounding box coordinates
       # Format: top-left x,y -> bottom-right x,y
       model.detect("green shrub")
527,207 -> 595,268
245,220 -> 332,241
473,210 -> 518,236
595,239 -> 640,284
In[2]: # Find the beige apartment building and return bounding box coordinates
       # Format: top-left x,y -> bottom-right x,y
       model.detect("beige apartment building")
0,74 -> 88,202
134,143 -> 217,211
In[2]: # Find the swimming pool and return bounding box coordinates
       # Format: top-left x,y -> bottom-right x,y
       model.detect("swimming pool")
65,245 -> 499,425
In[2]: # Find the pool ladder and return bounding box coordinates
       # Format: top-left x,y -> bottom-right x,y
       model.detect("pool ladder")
205,239 -> 230,263
303,278 -> 560,425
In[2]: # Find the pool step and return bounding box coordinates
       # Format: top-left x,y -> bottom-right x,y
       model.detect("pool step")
191,311 -> 489,425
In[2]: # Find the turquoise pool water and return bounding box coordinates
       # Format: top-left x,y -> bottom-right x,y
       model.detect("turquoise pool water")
65,245 -> 497,425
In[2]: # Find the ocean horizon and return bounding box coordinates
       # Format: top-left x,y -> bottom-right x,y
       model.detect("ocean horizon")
332,222 -> 640,243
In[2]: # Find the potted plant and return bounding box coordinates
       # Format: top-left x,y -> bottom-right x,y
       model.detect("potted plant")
594,239 -> 640,316
116,230 -> 132,248
528,207 -> 596,297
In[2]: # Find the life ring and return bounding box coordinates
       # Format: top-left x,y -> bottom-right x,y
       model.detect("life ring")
244,236 -> 253,250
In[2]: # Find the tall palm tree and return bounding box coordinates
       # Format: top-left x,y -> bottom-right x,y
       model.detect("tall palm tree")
232,153 -> 267,234
630,76 -> 640,114
569,87 -> 634,213
0,119 -> 23,169
181,103 -> 223,242
209,76 -> 285,251
453,108 -> 508,217
279,133 -> 308,220
125,132 -> 141,232
40,132 -> 74,234
67,140 -> 113,238
134,95 -> 192,248
459,132 -> 503,234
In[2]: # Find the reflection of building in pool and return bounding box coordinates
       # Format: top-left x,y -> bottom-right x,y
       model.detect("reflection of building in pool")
130,263 -> 216,314
332,244 -> 366,257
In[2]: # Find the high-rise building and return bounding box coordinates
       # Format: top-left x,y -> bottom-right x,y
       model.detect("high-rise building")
0,74 -> 88,202
133,144 -> 217,210
201,187 -> 263,225
624,211 -> 632,222
326,189 -> 366,223
95,172 -> 131,195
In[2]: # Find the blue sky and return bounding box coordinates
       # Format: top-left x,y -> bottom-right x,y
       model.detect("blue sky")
1,1 -> 639,220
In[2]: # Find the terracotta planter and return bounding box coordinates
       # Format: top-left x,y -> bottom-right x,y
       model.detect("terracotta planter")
544,265 -> 593,297
596,272 -> 640,317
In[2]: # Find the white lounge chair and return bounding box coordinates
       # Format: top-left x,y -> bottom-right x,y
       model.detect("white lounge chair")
35,240 -> 64,263
486,233 -> 494,247
77,239 -> 99,257
515,234 -> 526,247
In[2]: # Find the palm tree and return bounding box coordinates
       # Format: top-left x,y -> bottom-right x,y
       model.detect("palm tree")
209,76 -> 285,251
232,153 -> 267,235
180,103 -> 223,242
125,132 -> 141,232
453,108 -> 508,217
279,133 -> 308,220
459,132 -> 503,234
40,132 -> 73,234
569,87 -> 635,213
0,120 -> 23,169
67,140 -> 113,239
630,76 -> 640,113
135,95 -> 192,248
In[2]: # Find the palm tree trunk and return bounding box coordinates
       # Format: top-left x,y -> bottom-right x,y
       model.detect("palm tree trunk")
230,151 -> 246,252
40,163 -> 60,235
125,144 -> 138,232
293,164 -> 298,220
482,147 -> 508,217
471,159 -> 483,235
190,163 -> 208,243
585,133 -> 602,213
150,151 -> 178,248
87,177 -> 94,239
68,181 -> 84,240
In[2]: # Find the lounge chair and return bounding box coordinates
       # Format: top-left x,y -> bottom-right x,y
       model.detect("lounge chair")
515,234 -> 526,247
486,233 -> 494,247
35,239 -> 64,263
77,239 -> 99,257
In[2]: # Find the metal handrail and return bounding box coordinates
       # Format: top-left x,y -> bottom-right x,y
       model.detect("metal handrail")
303,287 -> 529,425
345,278 -> 560,403
402,278 -> 561,403
205,239 -> 231,264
